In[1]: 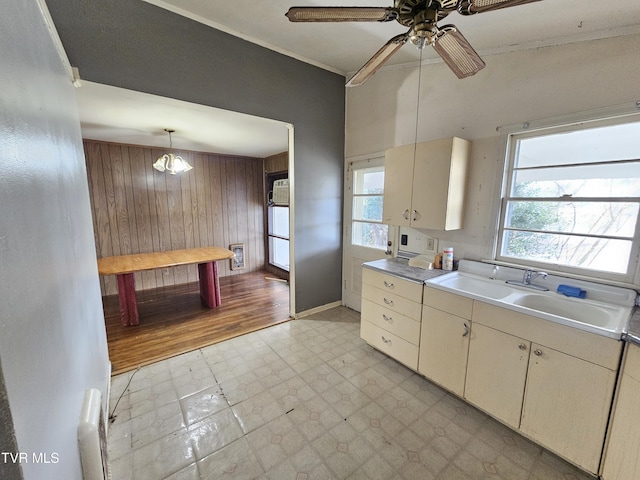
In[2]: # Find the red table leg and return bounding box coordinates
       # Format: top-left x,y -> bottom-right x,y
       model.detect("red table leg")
198,261 -> 221,308
116,273 -> 139,326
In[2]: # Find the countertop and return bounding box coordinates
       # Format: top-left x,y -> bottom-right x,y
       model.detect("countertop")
625,310 -> 640,346
362,258 -> 448,283
364,257 -> 640,347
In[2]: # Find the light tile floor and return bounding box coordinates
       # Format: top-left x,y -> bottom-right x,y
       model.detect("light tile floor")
108,306 -> 594,480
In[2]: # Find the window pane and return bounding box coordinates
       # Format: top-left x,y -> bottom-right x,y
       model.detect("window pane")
517,122 -> 640,168
355,166 -> 384,194
268,206 -> 289,238
353,196 -> 383,222
269,237 -> 289,271
512,163 -> 640,198
353,221 -> 388,249
505,201 -> 638,237
502,230 -> 631,274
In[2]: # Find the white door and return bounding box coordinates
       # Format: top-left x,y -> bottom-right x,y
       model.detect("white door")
343,156 -> 396,311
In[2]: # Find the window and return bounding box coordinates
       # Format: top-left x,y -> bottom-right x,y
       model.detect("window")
352,164 -> 388,249
266,172 -> 289,272
268,205 -> 289,271
498,115 -> 640,282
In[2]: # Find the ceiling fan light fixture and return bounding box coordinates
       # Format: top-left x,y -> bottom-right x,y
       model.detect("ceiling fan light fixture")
287,0 -> 539,86
153,129 -> 193,175
433,26 -> 486,78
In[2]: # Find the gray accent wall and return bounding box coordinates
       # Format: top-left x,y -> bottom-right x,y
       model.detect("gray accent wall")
0,1 -> 111,478
46,0 -> 346,313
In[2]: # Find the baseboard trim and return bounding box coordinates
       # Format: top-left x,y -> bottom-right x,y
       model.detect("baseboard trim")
295,300 -> 343,319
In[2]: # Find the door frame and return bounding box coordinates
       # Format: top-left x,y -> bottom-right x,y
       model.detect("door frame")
342,153 -> 396,311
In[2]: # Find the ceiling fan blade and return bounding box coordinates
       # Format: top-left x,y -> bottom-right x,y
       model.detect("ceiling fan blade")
457,0 -> 542,15
346,33 -> 408,87
286,6 -> 397,22
432,26 -> 486,78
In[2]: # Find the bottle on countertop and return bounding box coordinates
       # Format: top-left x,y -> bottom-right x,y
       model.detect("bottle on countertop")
434,252 -> 443,269
443,247 -> 454,271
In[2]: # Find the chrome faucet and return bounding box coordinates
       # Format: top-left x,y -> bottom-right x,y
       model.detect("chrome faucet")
524,269 -> 548,285
506,268 -> 549,291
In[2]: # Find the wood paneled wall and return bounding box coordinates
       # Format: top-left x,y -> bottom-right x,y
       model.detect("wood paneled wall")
84,140 -> 265,296
264,151 -> 288,174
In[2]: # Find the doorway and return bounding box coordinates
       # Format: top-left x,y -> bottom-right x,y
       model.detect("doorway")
342,156 -> 395,311
266,171 -> 290,279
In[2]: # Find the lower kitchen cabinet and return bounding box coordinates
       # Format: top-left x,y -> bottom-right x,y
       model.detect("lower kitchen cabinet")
601,342 -> 640,480
466,302 -> 620,474
418,288 -> 473,397
464,323 -> 530,430
360,320 -> 419,370
520,343 -> 616,474
360,264 -> 625,477
360,267 -> 423,370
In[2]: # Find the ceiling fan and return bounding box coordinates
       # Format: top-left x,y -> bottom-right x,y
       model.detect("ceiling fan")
286,0 -> 542,86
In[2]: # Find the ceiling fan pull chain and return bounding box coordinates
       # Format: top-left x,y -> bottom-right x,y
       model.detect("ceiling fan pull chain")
412,44 -> 424,165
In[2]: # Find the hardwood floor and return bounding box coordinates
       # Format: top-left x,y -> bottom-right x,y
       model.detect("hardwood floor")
104,271 -> 291,375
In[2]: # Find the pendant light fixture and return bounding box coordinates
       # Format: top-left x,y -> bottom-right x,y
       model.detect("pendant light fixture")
152,129 -> 193,175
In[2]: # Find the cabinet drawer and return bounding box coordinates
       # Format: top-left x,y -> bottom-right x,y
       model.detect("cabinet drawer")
362,268 -> 423,303
361,321 -> 419,370
362,283 -> 422,320
423,286 -> 473,320
362,298 -> 421,345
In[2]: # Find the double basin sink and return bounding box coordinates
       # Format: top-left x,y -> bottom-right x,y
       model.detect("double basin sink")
426,271 -> 634,339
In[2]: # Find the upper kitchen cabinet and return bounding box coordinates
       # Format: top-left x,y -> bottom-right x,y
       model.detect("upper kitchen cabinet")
383,137 -> 470,231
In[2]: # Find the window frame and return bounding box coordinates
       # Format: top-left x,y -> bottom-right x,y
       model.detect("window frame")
345,157 -> 392,253
495,107 -> 640,286
265,172 -> 290,273
267,205 -> 290,271
350,160 -> 388,251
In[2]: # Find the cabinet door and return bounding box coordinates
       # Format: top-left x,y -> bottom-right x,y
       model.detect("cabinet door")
464,323 -> 529,429
382,144 -> 414,226
411,138 -> 469,231
419,305 -> 470,396
521,344 -> 616,475
602,345 -> 640,480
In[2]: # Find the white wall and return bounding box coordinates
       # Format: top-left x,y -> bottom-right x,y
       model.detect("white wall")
0,1 -> 111,479
346,34 -> 640,261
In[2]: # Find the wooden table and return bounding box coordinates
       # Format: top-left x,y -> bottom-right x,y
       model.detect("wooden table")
98,247 -> 235,326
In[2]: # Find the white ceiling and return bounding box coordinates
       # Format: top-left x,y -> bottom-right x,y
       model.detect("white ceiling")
75,0 -> 640,157
76,82 -> 291,157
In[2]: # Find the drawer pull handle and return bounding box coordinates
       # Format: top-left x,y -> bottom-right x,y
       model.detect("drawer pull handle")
402,209 -> 410,220
534,349 -> 543,356
383,298 -> 394,306
519,343 -> 527,351
412,209 -> 419,221
462,323 -> 469,337
381,336 -> 392,345
382,314 -> 393,323
383,281 -> 395,289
